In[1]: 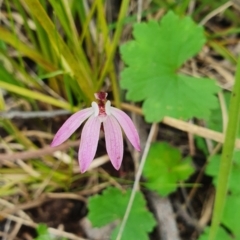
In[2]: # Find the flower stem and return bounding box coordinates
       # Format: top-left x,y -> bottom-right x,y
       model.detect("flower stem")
208,57 -> 240,240
115,123 -> 158,240
97,0 -> 130,108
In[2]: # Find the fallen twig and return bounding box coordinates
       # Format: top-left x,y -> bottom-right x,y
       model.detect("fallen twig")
148,192 -> 181,240
0,110 -> 70,119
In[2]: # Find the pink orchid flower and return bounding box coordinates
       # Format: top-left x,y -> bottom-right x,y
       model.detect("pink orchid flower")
51,92 -> 141,173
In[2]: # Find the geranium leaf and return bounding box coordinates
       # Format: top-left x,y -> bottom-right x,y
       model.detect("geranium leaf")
120,11 -> 219,122
222,194 -> 240,238
198,226 -> 233,240
206,152 -> 240,195
143,142 -> 194,196
87,187 -> 156,240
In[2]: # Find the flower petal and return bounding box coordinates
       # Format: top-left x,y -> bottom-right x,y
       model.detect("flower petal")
110,107 -> 141,151
78,115 -> 101,173
51,108 -> 93,147
103,115 -> 123,170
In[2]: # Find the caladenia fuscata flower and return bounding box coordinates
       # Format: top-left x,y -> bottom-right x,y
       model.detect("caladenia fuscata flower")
51,92 -> 141,173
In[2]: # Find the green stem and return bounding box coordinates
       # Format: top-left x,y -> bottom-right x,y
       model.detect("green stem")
96,1 -> 120,106
208,57 -> 240,240
97,0 -> 130,108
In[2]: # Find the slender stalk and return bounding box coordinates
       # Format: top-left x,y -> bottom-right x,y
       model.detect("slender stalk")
97,0 -> 130,107
208,57 -> 240,240
6,0 -> 24,70
0,91 -> 5,110
96,1 -> 120,107
115,123 -> 158,240
80,0 -> 98,43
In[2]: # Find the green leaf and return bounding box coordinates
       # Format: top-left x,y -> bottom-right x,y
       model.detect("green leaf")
23,0 -> 95,101
143,142 -> 195,196
0,65 -> 23,86
208,91 -> 231,133
88,187 -> 156,240
206,152 -> 240,195
35,224 -> 51,240
120,11 -> 219,122
222,194 -> 240,238
0,81 -> 71,110
35,223 -> 67,240
195,136 -> 209,156
198,226 -> 233,240
0,27 -> 56,72
38,70 -> 68,79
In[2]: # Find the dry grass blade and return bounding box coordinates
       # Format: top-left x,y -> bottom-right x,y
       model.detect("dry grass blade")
122,103 -> 240,148
0,140 -> 80,162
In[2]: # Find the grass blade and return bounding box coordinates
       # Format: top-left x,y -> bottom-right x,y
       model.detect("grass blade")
208,57 -> 240,240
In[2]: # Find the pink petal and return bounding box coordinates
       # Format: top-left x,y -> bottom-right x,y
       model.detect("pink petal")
78,116 -> 101,173
110,107 -> 141,151
103,115 -> 123,170
51,108 -> 93,147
